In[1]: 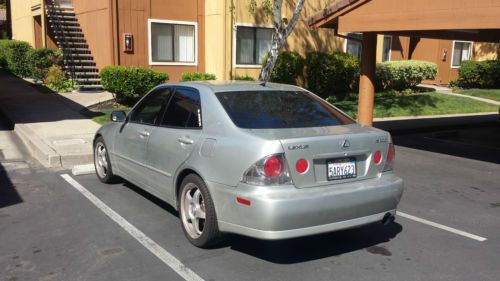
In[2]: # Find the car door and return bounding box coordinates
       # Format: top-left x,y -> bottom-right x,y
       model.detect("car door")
147,87 -> 203,202
113,87 -> 173,190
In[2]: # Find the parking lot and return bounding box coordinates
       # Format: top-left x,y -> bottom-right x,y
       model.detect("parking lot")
1,123 -> 499,281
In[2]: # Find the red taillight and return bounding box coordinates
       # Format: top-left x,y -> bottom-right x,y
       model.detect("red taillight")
383,143 -> 396,172
296,159 -> 309,174
374,151 -> 382,165
387,144 -> 395,163
264,156 -> 283,177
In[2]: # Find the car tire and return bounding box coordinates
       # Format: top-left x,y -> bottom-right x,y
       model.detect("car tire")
179,174 -> 223,248
94,136 -> 115,184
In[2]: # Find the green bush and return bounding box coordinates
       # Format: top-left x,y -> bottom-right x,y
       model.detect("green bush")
0,40 -> 33,77
100,66 -> 168,105
453,60 -> 500,89
233,75 -> 255,81
267,51 -> 305,85
28,48 -> 62,83
181,72 -> 216,82
46,65 -> 74,93
306,51 -> 359,99
376,60 -> 437,91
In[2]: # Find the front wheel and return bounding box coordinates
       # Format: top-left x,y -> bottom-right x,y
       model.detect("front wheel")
179,174 -> 223,248
94,136 -> 115,183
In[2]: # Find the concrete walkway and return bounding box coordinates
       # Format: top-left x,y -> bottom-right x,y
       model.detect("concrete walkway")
0,69 -> 106,169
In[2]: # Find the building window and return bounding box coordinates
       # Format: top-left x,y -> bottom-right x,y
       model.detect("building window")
149,19 -> 197,65
452,41 -> 472,68
345,33 -> 363,59
382,35 -> 392,62
236,26 -> 273,66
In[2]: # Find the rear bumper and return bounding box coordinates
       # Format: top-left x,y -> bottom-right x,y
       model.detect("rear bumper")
207,173 -> 404,240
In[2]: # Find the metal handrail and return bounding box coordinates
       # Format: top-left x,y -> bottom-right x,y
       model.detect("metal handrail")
45,0 -> 77,88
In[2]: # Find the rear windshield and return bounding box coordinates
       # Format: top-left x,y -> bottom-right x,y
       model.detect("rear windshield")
215,91 -> 354,129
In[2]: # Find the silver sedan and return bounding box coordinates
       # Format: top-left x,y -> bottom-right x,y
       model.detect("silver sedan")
94,82 -> 404,248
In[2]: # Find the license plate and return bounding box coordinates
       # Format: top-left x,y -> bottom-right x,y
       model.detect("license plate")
327,157 -> 357,180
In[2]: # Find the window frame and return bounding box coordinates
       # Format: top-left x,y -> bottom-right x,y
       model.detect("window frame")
158,86 -> 203,130
233,23 -> 274,69
382,35 -> 392,62
148,19 -> 198,66
343,32 -> 363,59
128,86 -> 174,126
451,40 -> 473,68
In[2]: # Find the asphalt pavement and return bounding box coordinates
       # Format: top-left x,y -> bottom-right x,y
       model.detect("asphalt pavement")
1,123 -> 499,281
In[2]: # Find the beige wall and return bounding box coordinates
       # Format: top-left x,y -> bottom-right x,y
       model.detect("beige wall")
474,42 -> 500,61
10,0 -> 43,46
206,0 -> 345,80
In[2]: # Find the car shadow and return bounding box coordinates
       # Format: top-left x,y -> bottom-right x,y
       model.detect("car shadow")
0,163 -> 24,209
222,222 -> 402,264
119,177 -> 402,264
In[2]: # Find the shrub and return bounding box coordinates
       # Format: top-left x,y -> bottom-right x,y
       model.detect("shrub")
267,51 -> 305,85
46,65 -> 74,93
306,51 -> 359,99
28,48 -> 62,83
181,72 -> 216,82
453,60 -> 500,89
0,40 -> 33,77
234,75 -> 255,81
100,66 -> 168,105
376,60 -> 437,91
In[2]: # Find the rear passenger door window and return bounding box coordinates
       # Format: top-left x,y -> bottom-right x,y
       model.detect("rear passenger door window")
161,88 -> 202,128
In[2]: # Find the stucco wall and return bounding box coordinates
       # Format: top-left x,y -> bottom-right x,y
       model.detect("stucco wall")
10,0 -> 42,46
205,0 -> 345,81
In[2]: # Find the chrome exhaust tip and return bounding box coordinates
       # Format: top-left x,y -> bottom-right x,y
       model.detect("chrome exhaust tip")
382,213 -> 395,226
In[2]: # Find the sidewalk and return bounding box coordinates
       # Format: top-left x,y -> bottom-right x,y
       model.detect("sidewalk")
0,69 -> 110,168
419,84 -> 500,106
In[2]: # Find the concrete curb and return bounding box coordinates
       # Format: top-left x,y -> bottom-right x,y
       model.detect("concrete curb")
14,123 -> 61,168
72,163 -> 96,176
373,111 -> 498,122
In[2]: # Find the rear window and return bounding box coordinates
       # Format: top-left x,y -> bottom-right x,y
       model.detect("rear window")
216,91 -> 354,129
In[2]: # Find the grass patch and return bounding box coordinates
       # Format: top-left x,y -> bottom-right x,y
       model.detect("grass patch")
454,89 -> 500,102
332,92 -> 498,119
81,100 -> 130,125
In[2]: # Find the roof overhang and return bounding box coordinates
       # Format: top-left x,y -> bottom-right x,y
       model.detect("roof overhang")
308,0 -> 500,43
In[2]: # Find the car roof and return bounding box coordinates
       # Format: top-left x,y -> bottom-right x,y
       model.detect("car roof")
161,81 -> 305,93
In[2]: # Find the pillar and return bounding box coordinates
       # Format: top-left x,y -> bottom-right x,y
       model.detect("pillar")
357,32 -> 377,126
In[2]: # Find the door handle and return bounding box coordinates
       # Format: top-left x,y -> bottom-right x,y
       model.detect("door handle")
178,137 -> 194,145
138,130 -> 150,138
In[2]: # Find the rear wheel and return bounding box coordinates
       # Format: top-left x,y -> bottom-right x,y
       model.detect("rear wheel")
179,174 -> 222,248
94,136 -> 115,183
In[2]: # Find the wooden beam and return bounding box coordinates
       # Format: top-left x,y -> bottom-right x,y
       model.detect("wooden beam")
357,32 -> 377,126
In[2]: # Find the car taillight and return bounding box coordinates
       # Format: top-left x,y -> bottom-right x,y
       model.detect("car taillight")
373,151 -> 382,165
242,154 -> 292,186
264,155 -> 283,177
383,143 -> 395,172
296,159 -> 309,174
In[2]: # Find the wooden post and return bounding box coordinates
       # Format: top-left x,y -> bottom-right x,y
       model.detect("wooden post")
357,32 -> 377,126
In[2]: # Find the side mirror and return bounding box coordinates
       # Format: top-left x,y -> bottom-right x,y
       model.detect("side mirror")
110,111 -> 127,122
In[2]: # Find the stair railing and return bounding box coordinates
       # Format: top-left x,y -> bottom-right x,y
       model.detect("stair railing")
45,0 -> 77,89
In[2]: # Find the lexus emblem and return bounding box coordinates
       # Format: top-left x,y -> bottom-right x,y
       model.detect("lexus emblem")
340,139 -> 350,149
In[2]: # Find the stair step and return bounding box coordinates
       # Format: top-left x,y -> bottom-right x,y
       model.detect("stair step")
48,20 -> 79,26
53,30 -> 83,35
54,36 -> 86,40
47,15 -> 77,20
75,78 -> 101,82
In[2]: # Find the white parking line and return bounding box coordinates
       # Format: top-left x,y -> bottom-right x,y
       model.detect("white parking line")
60,174 -> 205,281
396,211 -> 487,242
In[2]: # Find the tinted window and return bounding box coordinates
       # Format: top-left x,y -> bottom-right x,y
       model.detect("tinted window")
130,88 -> 172,125
216,91 -> 354,129
161,88 -> 202,128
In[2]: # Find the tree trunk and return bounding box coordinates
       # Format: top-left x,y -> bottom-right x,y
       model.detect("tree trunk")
257,0 -> 305,83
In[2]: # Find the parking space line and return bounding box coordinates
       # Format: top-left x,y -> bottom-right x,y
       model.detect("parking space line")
396,211 -> 487,242
60,174 -> 205,281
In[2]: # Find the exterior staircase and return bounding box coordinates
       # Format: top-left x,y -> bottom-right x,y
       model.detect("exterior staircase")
45,1 -> 102,91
